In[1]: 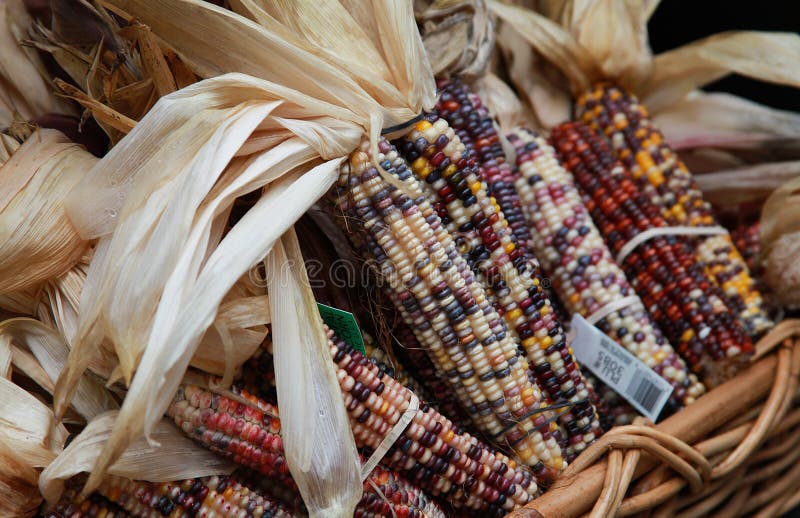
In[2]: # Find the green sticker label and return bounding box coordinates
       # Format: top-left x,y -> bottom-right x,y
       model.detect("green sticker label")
316,303 -> 365,355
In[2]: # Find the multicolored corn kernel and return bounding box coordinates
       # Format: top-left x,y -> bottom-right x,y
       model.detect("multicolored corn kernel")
168,383 -> 295,490
732,222 -> 762,277
357,464 -> 445,518
576,83 -> 773,338
435,78 -> 535,253
551,122 -> 753,388
331,137 -> 567,477
168,383 -> 445,517
394,112 -> 600,460
362,332 -> 434,405
244,336 -> 538,516
43,486 -> 130,518
43,473 -> 295,518
507,127 -> 705,413
392,322 -> 477,431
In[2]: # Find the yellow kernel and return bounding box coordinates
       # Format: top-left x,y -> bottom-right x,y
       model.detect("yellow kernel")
411,157 -> 427,173
415,120 -> 433,132
540,336 -> 553,349
681,329 -> 695,342
506,308 -> 523,322
470,181 -> 482,194
504,242 -> 516,254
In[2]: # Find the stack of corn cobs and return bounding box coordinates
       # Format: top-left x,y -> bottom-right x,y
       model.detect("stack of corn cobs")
0,0 -> 788,517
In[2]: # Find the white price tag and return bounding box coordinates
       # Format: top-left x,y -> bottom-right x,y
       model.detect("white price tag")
569,314 -> 673,422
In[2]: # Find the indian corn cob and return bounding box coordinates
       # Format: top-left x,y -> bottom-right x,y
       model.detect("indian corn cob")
242,328 -> 541,514
576,84 -> 773,338
507,127 -> 705,414
168,383 -> 446,518
42,473 -> 295,518
331,327 -> 538,514
435,78 -> 535,254
44,487 -> 130,518
362,332 -> 434,406
331,137 -> 566,478
394,113 -> 600,459
551,122 -> 753,387
391,322 -> 477,431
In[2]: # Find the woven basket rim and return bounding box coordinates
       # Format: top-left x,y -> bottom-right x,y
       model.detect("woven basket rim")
507,319 -> 800,518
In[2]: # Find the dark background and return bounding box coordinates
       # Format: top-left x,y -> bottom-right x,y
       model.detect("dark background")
649,3 -> 800,515
649,0 -> 800,112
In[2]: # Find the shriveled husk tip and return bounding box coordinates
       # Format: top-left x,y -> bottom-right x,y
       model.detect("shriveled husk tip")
0,129 -> 95,294
417,0 -> 495,80
0,0 -> 75,128
760,176 -> 800,309
54,1 -> 434,512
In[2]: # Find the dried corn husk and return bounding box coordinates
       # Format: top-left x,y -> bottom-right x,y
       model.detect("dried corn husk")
28,1 -> 196,144
0,360 -> 69,517
491,0 -> 800,161
0,0 -> 74,128
416,0 -> 495,80
760,176 -> 800,309
0,318 -> 117,420
266,228 -> 361,515
38,411 -> 234,503
54,1 -> 434,514
0,129 -> 95,294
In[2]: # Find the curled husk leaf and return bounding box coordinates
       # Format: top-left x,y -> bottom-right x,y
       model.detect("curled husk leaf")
491,0 -> 800,169
417,0 -> 495,80
54,1 -> 434,514
0,365 -> 68,517
760,176 -> 800,308
0,129 -> 95,294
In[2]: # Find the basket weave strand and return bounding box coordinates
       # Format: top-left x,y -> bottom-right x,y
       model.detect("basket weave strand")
507,319 -> 800,518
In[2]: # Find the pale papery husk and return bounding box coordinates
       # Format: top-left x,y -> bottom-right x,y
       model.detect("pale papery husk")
474,72 -> 537,137
37,411 -> 234,504
53,1 -> 434,513
491,0 -> 800,169
694,161 -> 800,209
0,318 -> 118,421
0,129 -> 95,294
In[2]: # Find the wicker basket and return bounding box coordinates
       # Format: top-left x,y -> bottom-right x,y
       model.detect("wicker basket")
506,319 -> 800,518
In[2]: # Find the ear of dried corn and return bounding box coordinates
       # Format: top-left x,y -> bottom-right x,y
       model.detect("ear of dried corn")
506,126 -> 705,415
398,79 -> 602,457
576,83 -> 773,338
168,382 -> 448,517
241,326 -> 541,515
333,136 -> 568,479
551,122 -> 753,387
44,472 -> 296,518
